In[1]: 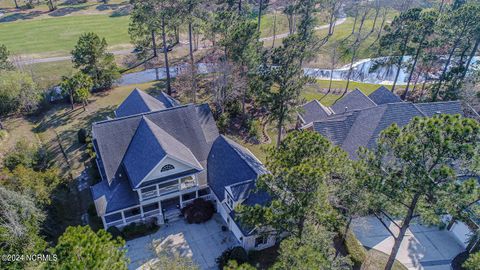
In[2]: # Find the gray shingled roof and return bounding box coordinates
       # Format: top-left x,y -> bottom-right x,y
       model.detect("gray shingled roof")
122,117 -> 202,189
157,91 -> 180,108
298,99 -> 333,124
114,89 -> 176,118
313,101 -> 464,159
368,86 -> 402,105
93,104 -> 218,186
91,104 -> 219,215
415,101 -> 463,117
91,177 -> 139,215
208,136 -> 267,202
313,112 -> 359,145
229,190 -> 271,236
331,89 -> 377,113
227,180 -> 255,201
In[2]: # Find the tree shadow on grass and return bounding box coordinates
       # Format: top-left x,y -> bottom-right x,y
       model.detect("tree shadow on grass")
78,105 -> 116,127
33,106 -> 85,134
47,5 -> 89,17
0,10 -> 44,22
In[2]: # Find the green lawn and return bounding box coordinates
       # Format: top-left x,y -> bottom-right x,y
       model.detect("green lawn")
0,14 -> 131,56
259,12 -> 290,38
302,80 -> 399,106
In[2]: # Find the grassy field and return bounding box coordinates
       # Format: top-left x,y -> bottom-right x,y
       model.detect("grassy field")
0,14 -> 131,56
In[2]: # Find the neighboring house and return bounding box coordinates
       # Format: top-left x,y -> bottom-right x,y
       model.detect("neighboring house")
114,88 -> 180,118
298,86 -> 480,250
90,89 -> 274,250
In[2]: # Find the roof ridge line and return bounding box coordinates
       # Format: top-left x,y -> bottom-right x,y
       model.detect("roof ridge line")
228,179 -> 255,188
354,88 -> 377,105
93,103 -> 195,126
411,103 -> 428,117
220,135 -> 262,176
415,100 -> 461,105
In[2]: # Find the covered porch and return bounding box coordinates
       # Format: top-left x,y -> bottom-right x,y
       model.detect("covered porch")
102,187 -> 213,229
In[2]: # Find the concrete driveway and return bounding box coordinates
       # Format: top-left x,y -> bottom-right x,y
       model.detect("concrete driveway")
126,214 -> 238,270
352,216 -> 465,270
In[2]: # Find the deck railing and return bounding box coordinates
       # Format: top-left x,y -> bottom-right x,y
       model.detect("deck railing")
105,208 -> 162,228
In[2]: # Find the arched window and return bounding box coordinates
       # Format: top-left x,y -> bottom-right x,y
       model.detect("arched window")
161,164 -> 175,172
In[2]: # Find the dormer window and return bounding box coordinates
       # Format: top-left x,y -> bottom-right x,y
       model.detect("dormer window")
161,164 -> 175,172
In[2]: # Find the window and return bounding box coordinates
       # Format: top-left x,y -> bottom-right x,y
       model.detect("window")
255,235 -> 268,247
161,164 -> 175,172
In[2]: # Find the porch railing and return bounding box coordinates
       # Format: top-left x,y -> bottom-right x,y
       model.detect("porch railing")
105,208 -> 162,228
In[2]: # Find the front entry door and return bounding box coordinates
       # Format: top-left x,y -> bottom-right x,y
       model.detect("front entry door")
161,196 -> 180,212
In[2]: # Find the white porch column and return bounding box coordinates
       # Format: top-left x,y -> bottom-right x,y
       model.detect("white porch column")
140,205 -> 144,220
121,211 -> 126,225
101,216 -> 107,229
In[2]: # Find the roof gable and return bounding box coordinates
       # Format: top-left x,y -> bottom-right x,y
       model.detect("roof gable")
299,99 -> 334,124
93,104 -> 219,185
326,103 -> 425,158
207,136 -> 267,201
122,117 -> 202,189
331,89 -> 377,113
368,86 -> 403,105
368,86 -> 402,105
115,89 -> 173,118
157,91 -> 180,108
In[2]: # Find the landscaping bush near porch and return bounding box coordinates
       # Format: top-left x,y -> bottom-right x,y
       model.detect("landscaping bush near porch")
120,221 -> 159,240
181,198 -> 214,224
216,246 -> 249,269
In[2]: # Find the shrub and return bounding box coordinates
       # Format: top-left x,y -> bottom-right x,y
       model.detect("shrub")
86,136 -> 96,159
106,226 -> 122,239
181,198 -> 214,224
226,100 -> 242,117
463,251 -> 480,270
217,112 -> 230,133
4,140 -> 36,171
344,230 -> 366,266
121,221 -> 159,240
216,246 -> 248,269
246,119 -> 261,140
78,128 -> 88,144
0,129 -> 7,141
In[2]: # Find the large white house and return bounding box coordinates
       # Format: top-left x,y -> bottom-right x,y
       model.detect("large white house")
90,89 -> 275,250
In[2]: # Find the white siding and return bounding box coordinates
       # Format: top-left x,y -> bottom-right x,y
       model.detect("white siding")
450,221 -> 473,248
143,157 -> 192,182
243,235 -> 276,251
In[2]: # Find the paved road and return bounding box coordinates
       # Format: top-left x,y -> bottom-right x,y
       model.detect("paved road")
14,49 -> 133,65
14,17 -> 347,65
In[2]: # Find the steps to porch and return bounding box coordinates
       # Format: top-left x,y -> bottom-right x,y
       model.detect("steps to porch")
163,209 -> 182,223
